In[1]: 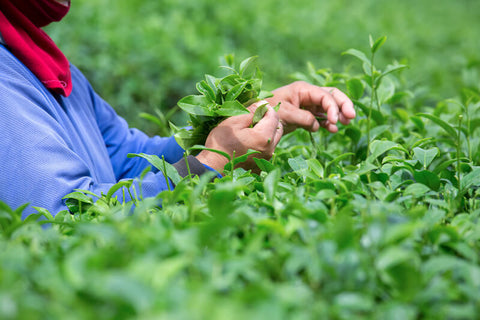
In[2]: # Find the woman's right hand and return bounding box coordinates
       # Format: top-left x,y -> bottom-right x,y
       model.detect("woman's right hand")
195,101 -> 284,173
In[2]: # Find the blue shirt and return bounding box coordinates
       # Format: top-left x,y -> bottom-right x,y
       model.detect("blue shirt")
0,43 -> 186,218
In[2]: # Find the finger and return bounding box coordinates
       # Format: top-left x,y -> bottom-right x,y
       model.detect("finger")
321,87 -> 356,119
252,105 -> 280,137
219,111 -> 254,129
338,113 -> 351,125
272,120 -> 284,146
297,83 -> 340,124
247,100 -> 269,113
319,120 -> 339,133
282,108 -> 320,132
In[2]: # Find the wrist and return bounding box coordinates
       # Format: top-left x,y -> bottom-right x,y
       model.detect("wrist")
196,150 -> 229,173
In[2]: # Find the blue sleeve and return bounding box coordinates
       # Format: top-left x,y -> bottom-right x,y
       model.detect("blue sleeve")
0,56 -> 185,218
89,88 -> 185,179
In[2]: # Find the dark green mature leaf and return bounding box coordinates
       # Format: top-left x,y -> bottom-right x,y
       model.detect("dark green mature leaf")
414,170 -> 441,191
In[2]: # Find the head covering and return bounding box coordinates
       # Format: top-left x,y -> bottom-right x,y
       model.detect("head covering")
0,0 -> 72,96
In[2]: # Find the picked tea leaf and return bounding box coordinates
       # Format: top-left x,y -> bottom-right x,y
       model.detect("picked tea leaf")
252,103 -> 269,126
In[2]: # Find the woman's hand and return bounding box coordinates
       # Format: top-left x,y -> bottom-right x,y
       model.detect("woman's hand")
266,81 -> 356,134
196,101 -> 283,173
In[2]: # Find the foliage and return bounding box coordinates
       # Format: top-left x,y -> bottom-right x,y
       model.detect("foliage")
2,35 -> 480,319
172,56 -> 272,150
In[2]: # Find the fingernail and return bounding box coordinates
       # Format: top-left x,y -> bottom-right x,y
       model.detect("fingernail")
332,113 -> 338,123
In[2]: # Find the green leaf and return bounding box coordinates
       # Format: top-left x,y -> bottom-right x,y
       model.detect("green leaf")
264,168 -> 281,202
461,167 -> 480,190
342,48 -> 371,68
62,191 -> 94,204
368,140 -> 402,161
414,170 -> 441,191
189,145 -> 231,162
371,35 -> 387,54
252,103 -> 269,126
225,82 -> 247,101
412,147 -> 439,169
346,78 -> 364,100
307,158 -> 324,178
239,56 -> 258,77
376,63 -> 408,85
417,113 -> 457,138
404,183 -> 430,197
215,100 -> 250,117
106,180 -> 134,203
128,153 -> 182,186
254,158 -> 275,173
353,100 -> 384,124
178,95 -> 215,116
32,207 -> 54,221
196,80 -> 216,102
327,153 -> 355,168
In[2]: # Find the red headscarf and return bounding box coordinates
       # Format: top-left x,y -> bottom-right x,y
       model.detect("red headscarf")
0,0 -> 72,96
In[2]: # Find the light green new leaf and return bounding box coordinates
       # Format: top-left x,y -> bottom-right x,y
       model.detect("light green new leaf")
460,167 -> 480,190
346,78 -> 364,100
215,100 -> 250,117
264,168 -> 281,203
371,35 -> 387,54
225,82 -> 247,101
412,147 -> 439,169
128,153 -> 182,186
62,191 -> 94,204
106,180 -> 134,203
376,63 -> 408,85
404,183 -> 430,197
342,48 -> 372,68
368,140 -> 403,161
252,103 -> 269,126
307,158 -> 324,178
254,158 -> 275,173
189,145 -> 231,162
178,95 -> 215,116
196,80 -> 216,102
239,56 -> 258,77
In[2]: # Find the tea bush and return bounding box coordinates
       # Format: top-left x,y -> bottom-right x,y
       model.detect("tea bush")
2,1 -> 480,319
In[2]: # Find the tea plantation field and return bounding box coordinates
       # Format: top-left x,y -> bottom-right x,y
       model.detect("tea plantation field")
2,0 -> 480,319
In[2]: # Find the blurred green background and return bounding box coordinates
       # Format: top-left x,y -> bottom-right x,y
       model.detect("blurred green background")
47,0 -> 480,134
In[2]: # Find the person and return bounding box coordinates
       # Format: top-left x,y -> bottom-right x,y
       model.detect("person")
0,0 -> 356,219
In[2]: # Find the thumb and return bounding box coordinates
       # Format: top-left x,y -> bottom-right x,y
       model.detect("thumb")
218,110 -> 254,129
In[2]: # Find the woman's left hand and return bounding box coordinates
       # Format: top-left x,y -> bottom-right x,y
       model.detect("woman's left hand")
266,81 -> 356,134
